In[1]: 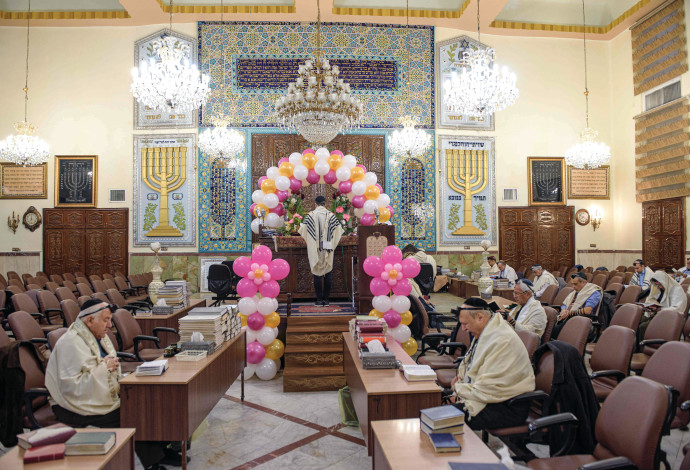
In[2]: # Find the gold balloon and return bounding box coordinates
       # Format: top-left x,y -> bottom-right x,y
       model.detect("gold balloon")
350,166 -> 365,182
400,310 -> 412,326
240,313 -> 248,327
254,203 -> 269,217
261,179 -> 277,194
265,338 -> 285,360
302,153 -> 317,170
401,337 -> 418,356
279,162 -> 294,177
265,312 -> 281,328
328,154 -> 342,170
365,185 -> 380,200
369,308 -> 384,318
378,206 -> 391,223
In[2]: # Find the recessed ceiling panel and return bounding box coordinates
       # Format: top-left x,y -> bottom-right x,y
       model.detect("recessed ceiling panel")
0,0 -> 125,11
159,0 -> 293,5
334,0 -> 464,11
495,0 -> 643,27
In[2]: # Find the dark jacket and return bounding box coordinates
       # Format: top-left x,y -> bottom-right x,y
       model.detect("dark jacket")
598,291 -> 617,331
0,342 -> 25,446
533,340 -> 600,455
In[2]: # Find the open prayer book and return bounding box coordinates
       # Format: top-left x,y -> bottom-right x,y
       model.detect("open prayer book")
400,364 -> 436,381
135,359 -> 168,376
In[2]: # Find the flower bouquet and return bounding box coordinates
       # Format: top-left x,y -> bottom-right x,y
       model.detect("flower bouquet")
278,194 -> 305,235
331,192 -> 355,235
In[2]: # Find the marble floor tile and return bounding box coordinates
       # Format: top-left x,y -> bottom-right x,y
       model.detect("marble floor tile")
253,434 -> 368,470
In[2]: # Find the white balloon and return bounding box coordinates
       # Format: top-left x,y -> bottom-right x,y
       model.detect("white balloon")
252,190 -> 265,204
266,166 -> 279,180
246,328 -> 258,343
238,297 -> 257,315
251,218 -> 262,234
257,297 -> 274,316
335,166 -> 351,182
289,152 -> 303,165
257,326 -> 277,346
271,298 -> 279,312
263,193 -> 279,209
314,160 -> 330,176
377,193 -> 390,208
244,363 -> 256,379
391,295 -> 411,314
354,208 -> 365,218
372,295 -> 392,313
275,175 -> 291,191
363,172 -> 377,187
293,164 -> 308,180
363,200 -> 378,214
342,154 -> 357,169
273,327 -> 279,337
255,357 -> 277,380
352,181 -> 367,196
390,324 -> 411,343
315,147 -> 331,160
272,359 -> 282,371
265,212 -> 282,228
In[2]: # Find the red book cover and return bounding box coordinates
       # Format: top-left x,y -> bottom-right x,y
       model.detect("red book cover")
357,325 -> 384,333
23,443 -> 66,463
17,423 -> 76,449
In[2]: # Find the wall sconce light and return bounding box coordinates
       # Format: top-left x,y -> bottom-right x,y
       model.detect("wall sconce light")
591,209 -> 602,231
7,211 -> 19,234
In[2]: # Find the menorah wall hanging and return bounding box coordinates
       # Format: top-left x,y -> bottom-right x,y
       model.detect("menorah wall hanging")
54,156 -> 97,208
133,134 -> 197,246
527,157 -> 566,206
438,134 -> 496,246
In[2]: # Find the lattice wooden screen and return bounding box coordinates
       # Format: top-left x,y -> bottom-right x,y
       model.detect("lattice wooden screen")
632,0 -> 687,96
635,97 -> 690,202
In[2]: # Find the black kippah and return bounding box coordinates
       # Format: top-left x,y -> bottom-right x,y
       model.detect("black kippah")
571,272 -> 587,281
520,279 -> 534,287
315,195 -> 326,204
462,297 -> 489,309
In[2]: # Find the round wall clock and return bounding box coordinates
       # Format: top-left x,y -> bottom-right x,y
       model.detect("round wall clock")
22,206 -> 42,232
575,208 -> 590,226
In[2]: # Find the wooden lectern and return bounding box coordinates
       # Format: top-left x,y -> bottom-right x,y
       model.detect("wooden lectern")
357,224 -> 395,313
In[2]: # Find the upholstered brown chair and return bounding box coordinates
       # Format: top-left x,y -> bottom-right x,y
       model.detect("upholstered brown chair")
0,272 -> 7,289
62,272 -> 76,283
7,271 -> 21,281
584,267 -> 593,274
591,273 -> 607,289
24,289 -> 41,309
551,271 -> 561,279
0,290 -> 9,329
26,283 -> 42,291
104,329 -> 140,374
103,278 -> 118,291
114,276 -> 149,303
77,295 -> 92,307
76,282 -> 94,297
615,265 -> 626,272
62,280 -> 78,294
538,285 -> 558,306
75,277 -> 90,287
44,282 -> 59,294
22,273 -> 35,287
526,376 -> 672,470
418,325 -> 470,370
625,266 -> 635,272
74,272 -> 86,279
89,274 -> 102,284
589,326 -> 635,401
143,272 -> 153,284
92,292 -> 109,304
556,316 -> 591,356
105,288 -> 149,313
111,308 -> 176,361
10,294 -> 61,334
47,327 -> 67,350
8,279 -> 26,292
605,276 -> 624,289
59,299 -> 80,326
18,341 -> 58,429
36,291 -> 65,326
607,270 -> 619,280
516,330 -> 539,359
102,273 -> 114,281
685,316 -> 690,343
55,286 -> 78,304
617,285 -> 641,307
630,309 -> 684,373
551,287 -> 574,311
8,311 -> 52,345
585,273 -> 593,282
585,304 -> 643,356
128,274 -> 147,295
624,271 -> 634,284
604,283 -> 624,306
541,307 -> 557,344
114,270 -> 126,279
49,274 -> 64,286
91,280 -> 108,294
0,327 -> 11,348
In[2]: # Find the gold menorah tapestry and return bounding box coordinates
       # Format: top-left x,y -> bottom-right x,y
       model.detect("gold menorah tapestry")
142,146 -> 187,237
446,148 -> 488,236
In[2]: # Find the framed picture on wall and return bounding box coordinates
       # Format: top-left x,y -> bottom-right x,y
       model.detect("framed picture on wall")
528,157 -> 565,206
0,163 -> 47,199
567,165 -> 610,199
55,156 -> 97,207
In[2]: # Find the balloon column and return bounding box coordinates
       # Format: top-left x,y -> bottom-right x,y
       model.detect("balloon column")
233,245 -> 290,380
363,245 -> 421,356
250,147 -> 394,233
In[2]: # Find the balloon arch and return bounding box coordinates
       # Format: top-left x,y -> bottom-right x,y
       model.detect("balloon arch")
249,147 -> 394,231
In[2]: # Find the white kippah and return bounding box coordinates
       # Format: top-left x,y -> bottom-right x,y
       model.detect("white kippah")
77,302 -> 109,319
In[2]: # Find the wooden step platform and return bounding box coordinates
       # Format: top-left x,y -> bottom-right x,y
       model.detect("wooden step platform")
283,314 -> 355,392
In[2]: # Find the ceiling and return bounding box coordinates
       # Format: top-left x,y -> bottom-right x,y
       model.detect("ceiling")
0,0 -> 668,39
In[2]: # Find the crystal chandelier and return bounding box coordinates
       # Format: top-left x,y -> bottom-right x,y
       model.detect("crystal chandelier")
565,0 -> 610,170
0,0 -> 50,167
389,0 -> 431,157
275,0 -> 363,145
130,0 -> 210,113
443,0 -> 518,117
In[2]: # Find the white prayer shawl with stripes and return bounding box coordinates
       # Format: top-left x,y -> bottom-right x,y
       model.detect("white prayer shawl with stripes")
298,206 -> 344,276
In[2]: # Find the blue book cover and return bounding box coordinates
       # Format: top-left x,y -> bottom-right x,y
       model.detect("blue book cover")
420,405 -> 465,429
428,433 -> 462,452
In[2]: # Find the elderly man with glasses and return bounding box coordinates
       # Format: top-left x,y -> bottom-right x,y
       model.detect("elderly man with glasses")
530,265 -> 558,299
501,280 -> 547,337
552,272 -> 602,339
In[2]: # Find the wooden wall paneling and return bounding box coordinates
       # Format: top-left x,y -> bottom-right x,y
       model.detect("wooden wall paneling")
643,197 -> 684,270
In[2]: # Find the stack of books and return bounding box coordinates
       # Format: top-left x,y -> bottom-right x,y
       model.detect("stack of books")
18,424 -> 77,463
493,279 -> 511,289
420,405 -> 465,436
401,364 -> 437,381
178,309 -> 227,348
135,359 -> 168,376
187,306 -> 232,340
64,432 -> 116,456
355,320 -> 386,348
155,280 -> 188,310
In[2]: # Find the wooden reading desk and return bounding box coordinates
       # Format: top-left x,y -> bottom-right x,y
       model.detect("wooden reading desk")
371,418 -> 499,469
119,331 -> 245,470
0,428 -> 135,470
343,332 -> 442,455
134,299 -> 206,346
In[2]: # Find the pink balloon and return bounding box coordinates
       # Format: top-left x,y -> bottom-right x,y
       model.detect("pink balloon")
339,180 -> 352,194
392,278 -> 412,296
306,169 -> 320,184
278,157 -> 289,165
401,258 -> 421,278
370,277 -> 391,296
290,177 -> 302,191
375,184 -> 383,193
356,164 -> 366,170
246,341 -> 266,364
387,205 -> 395,217
276,190 -> 289,202
363,256 -> 384,277
383,310 -> 401,328
233,256 -> 252,277
252,245 -> 273,265
330,150 -> 344,157
302,148 -> 315,155
258,176 -> 267,187
324,170 -> 338,184
269,258 -> 290,280
247,312 -> 266,331
360,213 -> 374,226
352,195 -> 366,209
249,203 -> 257,216
271,205 -> 285,216
381,245 -> 403,265
259,280 -> 280,298
237,278 -> 258,297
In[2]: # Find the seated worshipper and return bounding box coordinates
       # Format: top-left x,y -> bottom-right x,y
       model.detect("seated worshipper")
552,273 -> 602,338
496,260 -> 518,285
402,244 -> 442,295
531,265 -> 558,299
501,280 -> 547,337
637,270 -> 688,343
677,257 -> 690,277
45,300 -> 176,470
487,256 -> 500,275
630,259 -> 653,289
450,298 -> 535,430
298,195 -> 344,306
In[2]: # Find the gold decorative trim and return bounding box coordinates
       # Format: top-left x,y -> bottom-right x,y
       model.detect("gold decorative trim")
635,145 -> 689,166
0,10 -> 130,20
634,27 -> 685,64
636,172 -> 690,190
636,159 -> 690,178
284,376 -> 346,390
332,0 -> 470,19
632,17 -> 684,55
635,101 -> 688,128
156,0 -> 295,15
634,51 -> 687,81
490,0 -> 652,35
636,118 -> 690,142
288,333 -> 343,344
288,353 -> 343,365
632,0 -> 681,35
635,65 -> 689,95
636,186 -> 690,202
636,132 -> 690,154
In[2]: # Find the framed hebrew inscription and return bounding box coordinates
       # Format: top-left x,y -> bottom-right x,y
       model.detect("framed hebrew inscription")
0,163 -> 47,199
568,166 -> 610,199
55,156 -> 97,207
528,157 -> 565,206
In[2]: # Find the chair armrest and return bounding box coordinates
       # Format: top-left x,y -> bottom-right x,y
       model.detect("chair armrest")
639,339 -> 667,347
508,390 -> 549,406
421,333 -> 450,341
578,457 -> 636,470
43,308 -> 65,325
29,312 -> 44,321
24,387 -> 51,429
29,337 -> 49,346
453,355 -> 467,364
590,370 -> 627,383
550,305 -> 563,312
153,327 -> 178,342
681,400 -> 690,412
528,412 -> 578,434
133,335 -> 161,361
120,288 -> 135,296
116,351 -> 138,361
121,304 -> 146,314
437,342 -> 468,356
128,301 -> 151,307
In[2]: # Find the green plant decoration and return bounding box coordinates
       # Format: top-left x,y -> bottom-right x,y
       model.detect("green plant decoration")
172,202 -> 186,231
475,203 -> 488,231
446,43 -> 458,62
448,203 -> 461,231
143,203 -> 157,232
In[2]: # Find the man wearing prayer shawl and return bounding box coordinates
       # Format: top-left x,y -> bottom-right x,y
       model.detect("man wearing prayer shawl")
503,280 -> 547,337
552,272 -> 602,338
298,195 -> 344,306
637,270 -> 688,343
630,259 -> 653,289
531,265 -> 558,299
496,260 -> 518,285
487,256 -> 500,275
451,298 -> 535,430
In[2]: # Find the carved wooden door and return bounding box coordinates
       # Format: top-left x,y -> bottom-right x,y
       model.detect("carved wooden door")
643,197 -> 685,270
